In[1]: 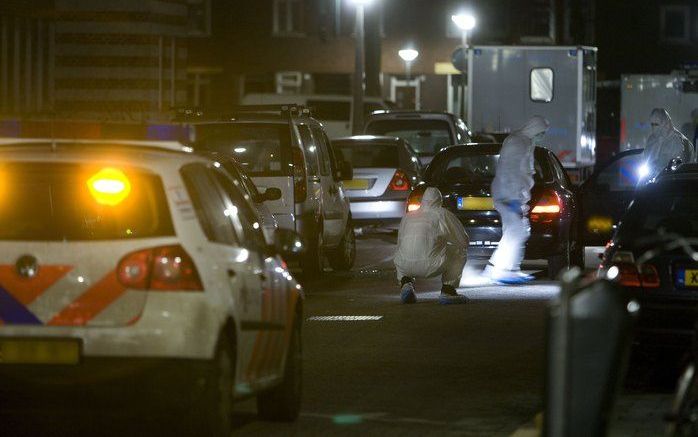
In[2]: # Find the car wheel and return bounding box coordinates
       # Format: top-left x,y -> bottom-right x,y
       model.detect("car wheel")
257,318 -> 302,422
189,333 -> 235,437
300,228 -> 324,279
328,221 -> 356,271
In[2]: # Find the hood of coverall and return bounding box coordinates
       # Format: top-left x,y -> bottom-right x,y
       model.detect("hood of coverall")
649,108 -> 674,137
516,115 -> 550,140
421,187 -> 443,211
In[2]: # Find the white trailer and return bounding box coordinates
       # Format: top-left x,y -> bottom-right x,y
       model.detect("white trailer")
621,72 -> 698,152
468,46 -> 597,182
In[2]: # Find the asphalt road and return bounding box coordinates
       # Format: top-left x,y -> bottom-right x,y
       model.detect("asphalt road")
233,231 -> 558,436
3,233 -> 673,436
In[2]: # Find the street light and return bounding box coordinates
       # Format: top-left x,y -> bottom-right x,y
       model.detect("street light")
398,48 -> 419,80
451,12 -> 476,120
350,0 -> 373,134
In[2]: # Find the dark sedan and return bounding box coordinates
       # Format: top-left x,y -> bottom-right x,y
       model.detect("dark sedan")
407,144 -> 581,279
598,164 -> 698,350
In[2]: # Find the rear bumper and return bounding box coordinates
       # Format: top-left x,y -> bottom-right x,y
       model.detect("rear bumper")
464,225 -> 566,259
349,199 -> 405,221
633,298 -> 698,348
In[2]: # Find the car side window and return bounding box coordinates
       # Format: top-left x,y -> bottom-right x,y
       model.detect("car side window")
212,168 -> 267,252
549,152 -> 571,188
221,160 -> 258,202
595,152 -> 644,192
312,126 -> 332,176
455,118 -> 471,143
181,164 -> 238,245
297,124 -> 320,178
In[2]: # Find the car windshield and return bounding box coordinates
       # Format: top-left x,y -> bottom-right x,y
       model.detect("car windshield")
428,149 -> 552,185
621,181 -> 698,238
193,123 -> 289,175
0,162 -> 174,241
365,119 -> 452,156
333,143 -> 399,168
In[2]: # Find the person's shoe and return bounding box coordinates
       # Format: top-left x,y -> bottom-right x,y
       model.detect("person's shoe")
438,285 -> 469,305
490,270 -> 534,285
400,282 -> 417,304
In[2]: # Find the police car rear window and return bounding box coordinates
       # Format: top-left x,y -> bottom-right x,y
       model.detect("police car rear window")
0,162 -> 174,241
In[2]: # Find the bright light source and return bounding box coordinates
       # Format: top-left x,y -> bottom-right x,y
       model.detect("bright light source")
407,203 -> 421,212
87,168 -> 131,206
637,163 -> 650,178
606,266 -> 620,280
451,13 -> 476,31
531,204 -> 561,214
234,147 -> 247,153
349,0 -> 373,5
398,49 -> 419,62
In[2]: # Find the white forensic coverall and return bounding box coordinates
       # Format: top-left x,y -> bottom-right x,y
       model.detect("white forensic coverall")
394,187 -> 469,287
488,116 -> 550,274
641,108 -> 695,183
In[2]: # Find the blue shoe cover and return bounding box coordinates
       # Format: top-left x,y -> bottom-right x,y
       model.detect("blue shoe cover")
400,283 -> 417,304
438,294 -> 469,305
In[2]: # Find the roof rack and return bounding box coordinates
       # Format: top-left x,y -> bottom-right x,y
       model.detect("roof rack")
224,104 -> 312,120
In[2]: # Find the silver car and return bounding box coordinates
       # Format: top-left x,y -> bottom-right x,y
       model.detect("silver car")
332,136 -> 423,230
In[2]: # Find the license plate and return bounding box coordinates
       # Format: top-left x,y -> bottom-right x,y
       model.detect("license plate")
457,196 -> 494,211
0,338 -> 81,365
678,269 -> 698,288
344,179 -> 370,190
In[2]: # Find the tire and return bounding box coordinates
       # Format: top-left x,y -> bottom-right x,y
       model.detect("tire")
257,319 -> 302,422
189,334 -> 235,437
328,221 -> 356,271
299,229 -> 324,278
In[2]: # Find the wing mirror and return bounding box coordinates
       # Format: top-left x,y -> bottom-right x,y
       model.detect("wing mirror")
272,228 -> 304,258
261,187 -> 282,202
337,160 -> 353,181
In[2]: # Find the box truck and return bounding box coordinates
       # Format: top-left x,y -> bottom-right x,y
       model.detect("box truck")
468,46 -> 597,182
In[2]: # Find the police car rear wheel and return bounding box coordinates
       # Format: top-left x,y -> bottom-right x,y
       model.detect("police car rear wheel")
257,319 -> 302,421
193,334 -> 235,436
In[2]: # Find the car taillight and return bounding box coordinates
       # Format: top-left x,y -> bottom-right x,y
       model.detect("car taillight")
406,189 -> 423,212
117,245 -> 203,291
389,169 -> 410,192
291,146 -> 307,203
639,264 -> 660,288
530,190 -> 562,223
609,262 -> 660,289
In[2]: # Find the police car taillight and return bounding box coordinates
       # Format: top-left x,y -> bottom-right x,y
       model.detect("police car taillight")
117,245 -> 203,291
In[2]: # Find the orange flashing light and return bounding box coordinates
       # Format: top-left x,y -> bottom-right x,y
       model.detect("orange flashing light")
87,168 -> 131,206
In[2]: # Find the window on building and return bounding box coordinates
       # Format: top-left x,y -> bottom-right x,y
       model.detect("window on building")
273,0 -> 304,36
530,68 -> 554,103
660,5 -> 690,43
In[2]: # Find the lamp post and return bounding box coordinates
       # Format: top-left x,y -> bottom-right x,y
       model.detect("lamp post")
351,0 -> 372,135
398,48 -> 419,81
451,12 -> 476,120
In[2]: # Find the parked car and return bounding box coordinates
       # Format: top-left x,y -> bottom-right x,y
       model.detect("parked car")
363,110 -> 472,165
407,143 -> 581,279
598,163 -> 698,351
332,135 -> 423,230
241,93 -> 388,138
189,105 -> 356,276
0,140 -> 305,434
577,148 -> 644,267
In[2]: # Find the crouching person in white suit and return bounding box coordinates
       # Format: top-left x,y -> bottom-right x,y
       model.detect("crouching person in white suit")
394,187 -> 469,304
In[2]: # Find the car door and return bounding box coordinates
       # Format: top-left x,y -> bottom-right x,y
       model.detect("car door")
180,164 -> 262,382
579,149 -> 644,249
212,167 -> 289,380
312,125 -> 348,246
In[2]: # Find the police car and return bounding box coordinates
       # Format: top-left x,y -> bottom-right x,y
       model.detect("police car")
0,139 -> 305,434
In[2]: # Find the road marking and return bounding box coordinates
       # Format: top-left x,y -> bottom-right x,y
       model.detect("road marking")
307,315 -> 383,321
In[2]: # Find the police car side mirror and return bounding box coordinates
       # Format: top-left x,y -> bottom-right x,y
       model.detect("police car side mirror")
338,160 -> 353,181
262,187 -> 282,202
272,228 -> 305,258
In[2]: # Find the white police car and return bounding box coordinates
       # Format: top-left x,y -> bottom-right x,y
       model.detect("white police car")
0,139 -> 304,434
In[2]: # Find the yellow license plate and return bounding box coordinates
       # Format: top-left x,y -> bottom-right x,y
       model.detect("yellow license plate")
0,339 -> 81,365
458,196 -> 494,210
344,179 -> 370,190
686,270 -> 698,287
